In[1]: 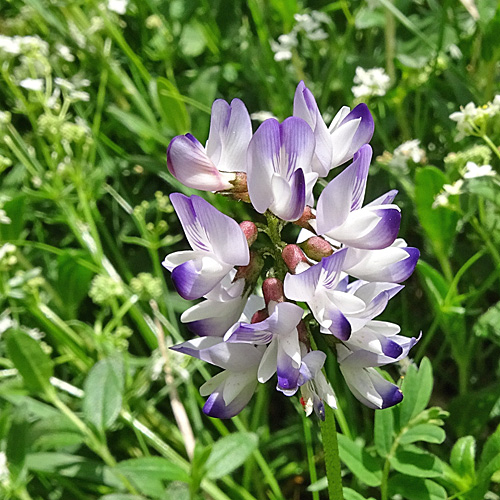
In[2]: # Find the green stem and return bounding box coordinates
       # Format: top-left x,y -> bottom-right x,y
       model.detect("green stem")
320,406 -> 344,500
302,409 -> 319,500
481,134 -> 500,163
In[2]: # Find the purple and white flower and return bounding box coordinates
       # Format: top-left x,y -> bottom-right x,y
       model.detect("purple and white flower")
225,301 -> 305,395
247,117 -> 318,221
180,272 -> 249,337
293,81 -> 374,177
284,248 -> 360,340
343,239 -> 420,283
162,194 -> 249,300
337,323 -> 419,409
167,99 -> 252,191
315,145 -> 401,249
298,349 -> 337,420
171,337 -> 265,418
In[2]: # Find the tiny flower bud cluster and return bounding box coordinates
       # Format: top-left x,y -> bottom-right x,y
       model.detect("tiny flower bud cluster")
164,82 -> 420,419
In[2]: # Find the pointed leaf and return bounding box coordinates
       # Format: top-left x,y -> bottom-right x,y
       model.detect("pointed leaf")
374,407 -> 394,457
388,474 -> 447,500
83,356 -> 124,431
390,445 -> 442,478
205,432 -> 258,479
399,357 -> 433,427
6,330 -> 54,395
337,433 -> 383,487
399,424 -> 445,445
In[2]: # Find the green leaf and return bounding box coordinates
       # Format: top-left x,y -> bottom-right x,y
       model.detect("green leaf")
343,487 -> 376,500
390,445 -> 442,478
116,457 -> 189,484
54,250 -> 95,317
6,407 -> 29,469
450,435 -> 476,480
101,495 -> 147,500
415,166 -> 459,258
477,424 -> 500,483
399,424 -> 446,445
474,301 -> 500,346
388,474 -> 447,500
374,408 -> 394,457
83,356 -> 124,431
337,434 -> 383,487
31,414 -> 84,451
399,357 -> 433,427
26,453 -> 122,488
307,476 -> 327,492
6,330 -> 54,395
0,195 -> 26,240
448,383 -> 500,436
205,432 -> 259,479
151,77 -> 190,135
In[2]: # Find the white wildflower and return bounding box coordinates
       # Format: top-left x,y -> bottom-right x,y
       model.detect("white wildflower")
0,35 -> 22,55
271,33 -> 297,61
0,210 -> 11,225
0,451 -> 9,485
19,78 -> 44,91
0,111 -> 11,125
462,161 -> 495,179
391,139 -> 426,169
443,180 -> 464,195
56,44 -> 75,62
108,0 -> 128,14
250,110 -> 277,122
352,67 -> 391,98
69,90 -> 90,102
54,77 -> 75,91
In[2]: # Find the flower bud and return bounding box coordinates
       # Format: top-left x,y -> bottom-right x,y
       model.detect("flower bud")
251,308 -> 269,324
239,221 -> 258,246
229,172 -> 248,193
293,206 -> 316,230
282,244 -> 309,274
299,236 -> 333,262
262,277 -> 284,306
234,251 -> 263,284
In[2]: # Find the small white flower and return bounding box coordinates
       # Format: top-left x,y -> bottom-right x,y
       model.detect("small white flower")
19,78 -> 44,91
443,180 -> 464,195
54,77 -> 75,91
463,161 -> 495,179
0,35 -> 22,55
69,90 -> 90,102
352,67 -> 391,98
250,110 -> 276,122
0,451 -> 9,484
0,210 -> 11,225
56,44 -> 75,62
108,0 -> 128,14
271,32 -> 297,61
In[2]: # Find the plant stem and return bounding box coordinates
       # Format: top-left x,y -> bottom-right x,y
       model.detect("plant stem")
320,406 -> 344,500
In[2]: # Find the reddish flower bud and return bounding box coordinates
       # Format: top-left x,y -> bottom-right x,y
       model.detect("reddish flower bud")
239,221 -> 258,247
282,244 -> 309,274
300,236 -> 333,262
297,320 -> 309,346
234,251 -> 263,283
293,206 -> 316,230
251,308 -> 269,324
262,277 -> 284,306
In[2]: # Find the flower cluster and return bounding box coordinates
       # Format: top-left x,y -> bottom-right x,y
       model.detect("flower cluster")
164,82 -> 419,419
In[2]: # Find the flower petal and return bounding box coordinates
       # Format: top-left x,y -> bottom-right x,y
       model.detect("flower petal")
171,256 -> 231,300
339,360 -> 403,409
206,98 -> 252,173
167,134 -> 234,191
